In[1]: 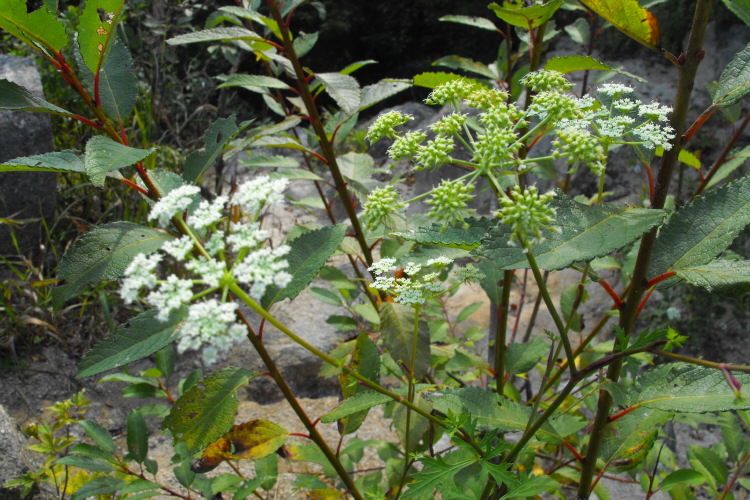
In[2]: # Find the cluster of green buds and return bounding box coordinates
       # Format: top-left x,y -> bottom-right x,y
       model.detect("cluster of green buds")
497,185 -> 560,249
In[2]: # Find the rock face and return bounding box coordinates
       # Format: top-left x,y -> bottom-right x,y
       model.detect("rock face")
0,55 -> 56,260
0,403 -> 51,500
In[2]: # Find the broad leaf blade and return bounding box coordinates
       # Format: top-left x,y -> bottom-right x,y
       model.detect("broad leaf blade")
53,222 -> 172,307
0,79 -> 75,116
261,224 -> 347,308
315,72 -> 361,115
721,0 -> 750,26
0,0 -> 68,53
166,27 -> 267,45
632,363 -> 750,412
489,0 -> 564,29
192,420 -> 288,473
545,55 -> 646,81
98,40 -> 137,122
0,150 -> 84,173
578,0 -> 661,50
395,217 -> 497,250
163,367 -> 259,455
183,116 -> 239,183
84,136 -> 155,187
439,15 -> 497,31
219,74 -> 290,91
477,193 -> 666,271
78,0 -> 125,74
649,176 -> 750,277
379,302 -> 430,380
505,337 -> 548,375
429,387 -> 561,443
70,477 -> 125,500
337,332 -> 380,435
714,42 -> 750,108
359,80 -> 411,110
601,408 -> 673,472
77,308 -> 187,379
674,260 -> 750,294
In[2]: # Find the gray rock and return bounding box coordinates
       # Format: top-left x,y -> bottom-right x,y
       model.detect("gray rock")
0,404 -> 53,500
0,55 -> 56,260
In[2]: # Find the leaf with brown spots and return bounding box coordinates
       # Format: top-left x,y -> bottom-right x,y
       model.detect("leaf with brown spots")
163,367 -> 258,455
190,420 -> 288,473
579,0 -> 661,50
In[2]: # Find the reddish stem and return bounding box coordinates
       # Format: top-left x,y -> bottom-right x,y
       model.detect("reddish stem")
645,271 -> 676,289
563,440 -> 585,463
607,405 -> 639,423
597,279 -> 623,310
119,177 -> 149,196
636,286 -> 656,319
645,161 -> 655,204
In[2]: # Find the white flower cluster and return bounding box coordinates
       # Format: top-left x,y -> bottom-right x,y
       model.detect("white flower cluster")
120,175 -> 291,364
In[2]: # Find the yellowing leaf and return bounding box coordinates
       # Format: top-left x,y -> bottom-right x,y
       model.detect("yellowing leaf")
579,0 -> 661,50
190,420 -> 289,473
308,490 -> 345,499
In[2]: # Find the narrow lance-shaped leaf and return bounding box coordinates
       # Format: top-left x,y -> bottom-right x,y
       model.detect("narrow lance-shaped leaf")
166,27 -> 268,46
477,192 -> 666,271
379,302 -> 431,380
84,136 -> 155,187
52,222 -> 173,308
578,0 -> 661,50
191,420 -> 288,473
183,115 -> 239,183
0,79 -> 75,116
219,74 -> 290,92
127,410 -> 148,464
163,367 -> 259,455
0,0 -> 68,55
649,176 -> 750,278
714,42 -> 750,108
439,15 -> 497,31
489,0 -> 564,29
359,80 -> 412,111
261,224 -> 347,308
78,0 -> 124,74
77,307 -> 188,379
0,151 -> 84,173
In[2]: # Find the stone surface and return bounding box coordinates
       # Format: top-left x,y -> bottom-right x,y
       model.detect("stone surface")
0,55 -> 56,260
0,403 -> 53,500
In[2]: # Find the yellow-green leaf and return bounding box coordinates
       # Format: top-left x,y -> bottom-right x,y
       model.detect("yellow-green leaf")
78,0 -> 125,74
579,0 -> 661,50
489,0 -> 564,29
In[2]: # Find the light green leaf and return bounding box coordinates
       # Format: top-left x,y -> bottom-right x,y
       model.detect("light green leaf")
315,72 -> 360,115
359,80 -> 412,110
429,387 -> 561,443
721,0 -> 750,26
260,224 -> 346,308
660,469 -> 706,491
578,0 -> 661,50
84,136 -> 155,187
489,0 -> 564,29
689,446 -> 727,493
78,420 -> 115,453
97,40 -> 137,122
601,407 -> 673,472
544,55 -> 646,81
404,448 -> 478,499
0,150 -> 84,173
52,222 -> 172,308
163,367 -> 259,455
269,169 -> 324,181
433,55 -> 496,79
439,15 -> 497,31
166,27 -> 267,45
293,30 -> 318,58
477,192 -> 666,271
477,260 -> 504,303
0,79 -> 75,116
631,362 -> 750,412
0,0 -> 68,53
77,308 -> 187,379
215,6 -> 280,39
70,477 -> 125,500
183,116 -> 239,183
714,42 -> 750,108
219,74 -> 290,91
379,302 -> 430,380
395,217 -> 496,250
649,176 -> 750,277
706,145 -> 750,189
674,260 -> 750,293
78,0 -> 124,73
240,155 -> 300,169
340,59 -> 377,75
505,337 -> 548,375
412,72 -> 463,89
56,455 -> 115,472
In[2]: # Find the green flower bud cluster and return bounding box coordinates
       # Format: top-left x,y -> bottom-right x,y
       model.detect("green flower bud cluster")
520,69 -> 573,93
427,179 -> 474,223
363,186 -> 406,229
424,77 -> 479,106
388,130 -> 427,162
430,112 -> 467,136
415,136 -> 455,170
553,127 -> 606,175
497,185 -> 559,248
366,111 -> 412,144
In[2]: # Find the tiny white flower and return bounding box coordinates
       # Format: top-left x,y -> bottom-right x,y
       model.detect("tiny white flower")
120,253 -> 162,303
403,262 -> 422,276
597,83 -> 634,96
204,231 -> 226,256
185,257 -> 226,288
233,245 -> 291,299
161,235 -> 195,261
372,276 -> 395,290
148,185 -> 200,227
226,222 -> 269,252
147,275 -> 194,321
368,258 -> 398,275
426,257 -> 453,268
188,195 -> 228,230
178,300 -> 238,357
232,176 -> 289,214
639,102 -> 672,122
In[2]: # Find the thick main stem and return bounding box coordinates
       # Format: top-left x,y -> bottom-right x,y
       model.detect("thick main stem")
576,2 -> 712,497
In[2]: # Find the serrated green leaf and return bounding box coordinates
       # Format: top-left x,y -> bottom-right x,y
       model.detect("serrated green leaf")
412,72 -> 463,89
120,478 -> 162,495
340,59 -> 377,75
56,455 -> 116,472
0,0 -> 68,54
404,448 -> 478,499
84,136 -> 155,187
78,419 -> 115,453
477,193 -> 666,271
219,74 -> 290,91
215,6 -> 280,39
714,42 -> 750,108
477,260 -> 504,303
578,0 -> 661,50
0,79 -> 74,116
70,476 -> 125,500
127,410 -> 148,463
439,14 -> 497,31
489,0 -> 564,29
166,27 -> 266,46
721,0 -> 750,26
505,337 -> 548,375
78,0 -> 124,74
650,176 -> 750,277
631,362 -> 750,412
660,469 -> 706,492
396,217 -> 497,250
429,387 -> 561,443
706,145 -> 750,189
261,224 -> 346,308
544,55 -> 646,81
601,407 -> 673,472
379,302 -> 430,380
0,150 -> 84,173
674,260 -> 750,293
184,115 -> 239,183
77,308 -> 187,378
163,367 -> 259,455
433,55 -> 496,79
321,384 -> 435,423
97,40 -> 137,122
269,168 -> 324,181
315,72 -> 360,115
68,443 -> 115,461
688,446 -> 727,492
359,79 -> 411,110
293,30 -> 318,58
53,222 -> 172,308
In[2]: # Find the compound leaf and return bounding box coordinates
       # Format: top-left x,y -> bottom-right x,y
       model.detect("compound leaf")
379,302 -> 430,380
0,150 -> 84,173
578,0 -> 661,50
395,217 -> 496,250
261,224 -> 346,308
315,72 -> 360,115
0,0 -> 68,54
183,116 -> 239,183
163,367 -> 259,455
77,308 -> 187,379
84,136 -> 155,187
191,420 -> 288,473
649,176 -> 750,277
78,0 -> 124,74
714,42 -> 750,108
489,0 -> 564,29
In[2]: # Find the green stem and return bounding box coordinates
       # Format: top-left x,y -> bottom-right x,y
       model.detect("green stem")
652,350 -> 750,374
576,2 -> 712,497
396,303 -> 422,499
